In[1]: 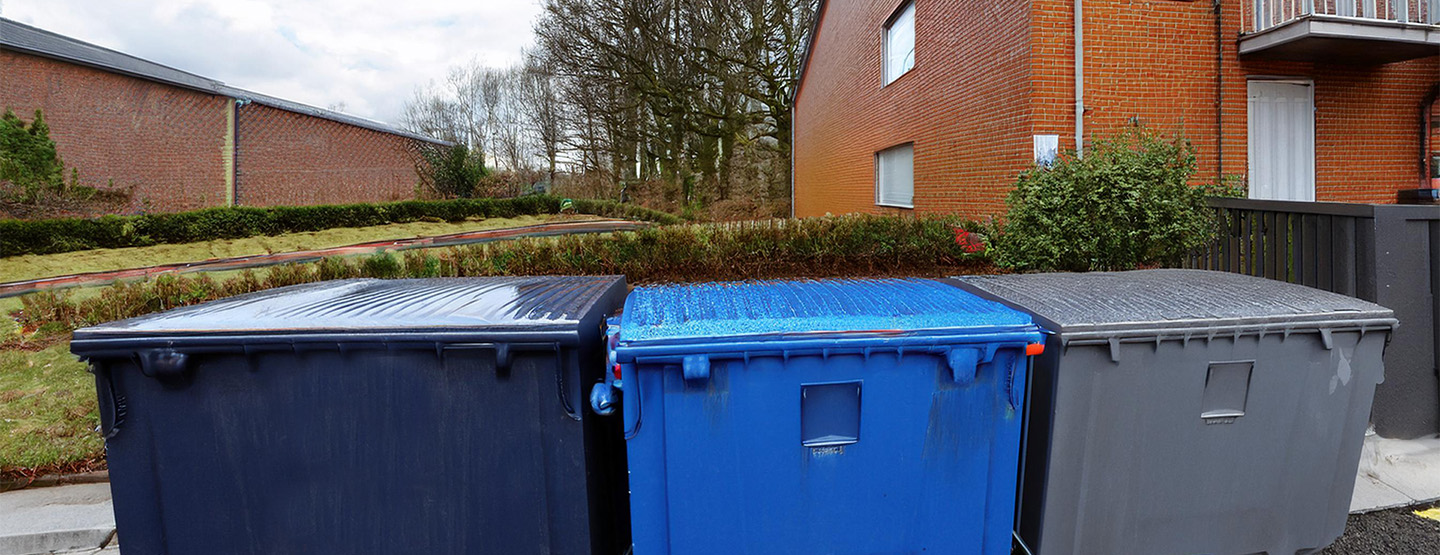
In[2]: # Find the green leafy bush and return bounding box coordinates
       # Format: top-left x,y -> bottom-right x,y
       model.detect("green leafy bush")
0,110 -> 66,201
13,214 -> 993,335
0,195 -> 682,257
991,127 -> 1214,272
418,144 -> 488,198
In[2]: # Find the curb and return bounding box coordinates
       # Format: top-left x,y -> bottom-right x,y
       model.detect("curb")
0,472 -> 108,494
0,527 -> 114,555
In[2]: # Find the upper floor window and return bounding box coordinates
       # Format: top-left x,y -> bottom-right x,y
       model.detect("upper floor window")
884,2 -> 915,85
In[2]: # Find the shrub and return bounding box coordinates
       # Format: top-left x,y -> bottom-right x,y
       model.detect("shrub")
0,110 -> 66,202
0,195 -> 681,257
360,252 -> 402,279
991,127 -> 1214,272
418,144 -> 488,198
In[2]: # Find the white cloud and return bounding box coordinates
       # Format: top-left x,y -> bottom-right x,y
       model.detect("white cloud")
2,0 -> 542,123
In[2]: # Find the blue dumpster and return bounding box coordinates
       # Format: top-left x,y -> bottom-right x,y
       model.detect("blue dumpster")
605,279 -> 1044,555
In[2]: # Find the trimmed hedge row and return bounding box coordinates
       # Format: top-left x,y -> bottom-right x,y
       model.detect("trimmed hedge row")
0,195 -> 682,258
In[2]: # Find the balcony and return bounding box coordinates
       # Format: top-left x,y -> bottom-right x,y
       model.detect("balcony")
1240,0 -> 1440,64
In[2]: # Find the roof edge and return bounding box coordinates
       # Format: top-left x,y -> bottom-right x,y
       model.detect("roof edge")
793,0 -> 829,104
0,17 -> 450,146
220,86 -> 452,146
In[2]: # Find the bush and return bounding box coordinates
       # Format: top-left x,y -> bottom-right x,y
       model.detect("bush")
0,110 -> 66,202
12,214 -> 994,335
0,195 -> 682,257
418,144 -> 488,198
991,127 -> 1214,272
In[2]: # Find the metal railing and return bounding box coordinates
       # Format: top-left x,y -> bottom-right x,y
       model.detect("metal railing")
1244,0 -> 1440,33
1182,197 -> 1440,439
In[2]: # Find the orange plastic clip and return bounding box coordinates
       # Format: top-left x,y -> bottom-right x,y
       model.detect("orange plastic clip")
1025,343 -> 1045,356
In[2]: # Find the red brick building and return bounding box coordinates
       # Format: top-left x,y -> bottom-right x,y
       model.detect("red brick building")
0,18 -> 448,213
793,0 -> 1440,219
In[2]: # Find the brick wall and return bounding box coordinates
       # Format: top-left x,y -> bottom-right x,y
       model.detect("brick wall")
793,0 -> 1034,220
1032,0 -> 1440,205
234,103 -> 420,207
797,0 -> 1440,218
0,50 -> 228,212
1,48 -> 432,214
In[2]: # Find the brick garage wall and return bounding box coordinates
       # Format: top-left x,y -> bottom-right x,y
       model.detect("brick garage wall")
793,0 -> 1034,220
234,102 -> 420,207
0,50 -> 229,212
1031,0 -> 1440,205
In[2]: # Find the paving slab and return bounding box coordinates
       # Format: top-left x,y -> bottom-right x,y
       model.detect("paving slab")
1351,431 -> 1440,513
0,483 -> 114,555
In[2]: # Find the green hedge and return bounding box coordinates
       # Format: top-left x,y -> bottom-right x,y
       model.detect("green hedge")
0,195 -> 682,258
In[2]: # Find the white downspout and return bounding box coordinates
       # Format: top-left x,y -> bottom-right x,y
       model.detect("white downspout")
1075,0 -> 1085,157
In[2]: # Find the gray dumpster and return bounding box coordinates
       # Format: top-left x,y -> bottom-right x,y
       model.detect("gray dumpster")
953,269 -> 1396,555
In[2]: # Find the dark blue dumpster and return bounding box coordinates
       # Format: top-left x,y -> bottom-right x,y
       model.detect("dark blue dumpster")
70,277 -> 630,554
604,279 -> 1044,555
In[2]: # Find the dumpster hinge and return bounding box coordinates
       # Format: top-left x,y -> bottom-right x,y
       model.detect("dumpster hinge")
945,346 -> 994,385
682,355 -> 710,382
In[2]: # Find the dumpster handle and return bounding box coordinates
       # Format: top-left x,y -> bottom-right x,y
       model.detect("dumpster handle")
553,348 -> 581,421
92,361 -> 126,440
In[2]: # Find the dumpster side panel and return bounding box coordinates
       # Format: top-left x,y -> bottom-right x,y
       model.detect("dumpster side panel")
1025,330 -> 1386,555
97,347 -> 590,554
626,347 -> 1028,555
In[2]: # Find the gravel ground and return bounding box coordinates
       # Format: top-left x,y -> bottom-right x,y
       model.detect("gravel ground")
1323,503 -> 1440,555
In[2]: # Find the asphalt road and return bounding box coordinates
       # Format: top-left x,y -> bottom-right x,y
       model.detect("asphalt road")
1323,503 -> 1440,555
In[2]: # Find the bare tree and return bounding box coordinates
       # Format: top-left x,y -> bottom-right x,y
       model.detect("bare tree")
403,0 -> 817,210
532,0 -> 816,208
401,58 -> 514,170
518,51 -> 567,186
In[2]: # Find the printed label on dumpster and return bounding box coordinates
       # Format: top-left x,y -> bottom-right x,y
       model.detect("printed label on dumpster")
810,445 -> 846,457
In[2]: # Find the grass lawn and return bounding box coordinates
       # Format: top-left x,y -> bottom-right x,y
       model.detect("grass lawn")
1,216 -> 567,475
0,214 -> 557,284
0,343 -> 101,474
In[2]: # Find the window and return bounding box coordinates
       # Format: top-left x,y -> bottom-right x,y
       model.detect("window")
876,144 -> 914,208
884,2 -> 915,85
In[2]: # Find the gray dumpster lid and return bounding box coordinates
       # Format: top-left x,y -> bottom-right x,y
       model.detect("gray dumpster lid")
952,270 -> 1396,343
71,276 -> 625,346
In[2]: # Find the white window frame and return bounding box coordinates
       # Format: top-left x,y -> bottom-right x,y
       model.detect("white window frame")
883,1 -> 916,86
875,143 -> 915,209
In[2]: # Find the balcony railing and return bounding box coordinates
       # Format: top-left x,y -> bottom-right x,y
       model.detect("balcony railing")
1244,0 -> 1440,34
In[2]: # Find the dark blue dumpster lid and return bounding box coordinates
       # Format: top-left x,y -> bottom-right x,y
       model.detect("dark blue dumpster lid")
72,277 -> 625,345
953,270 -> 1396,341
616,278 -> 1037,346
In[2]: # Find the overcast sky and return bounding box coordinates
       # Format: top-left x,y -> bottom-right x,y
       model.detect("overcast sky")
2,0 -> 542,125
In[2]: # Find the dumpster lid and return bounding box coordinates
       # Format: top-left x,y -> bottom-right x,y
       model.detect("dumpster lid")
953,269 -> 1396,340
72,276 -> 625,341
616,278 -> 1037,346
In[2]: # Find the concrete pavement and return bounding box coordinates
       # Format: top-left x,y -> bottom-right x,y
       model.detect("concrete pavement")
0,483 -> 115,555
1350,431 -> 1440,513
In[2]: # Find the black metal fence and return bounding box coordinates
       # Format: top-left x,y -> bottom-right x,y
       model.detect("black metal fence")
1184,197 -> 1440,438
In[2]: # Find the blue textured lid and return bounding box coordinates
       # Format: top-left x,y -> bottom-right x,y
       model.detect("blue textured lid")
617,278 -> 1035,345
